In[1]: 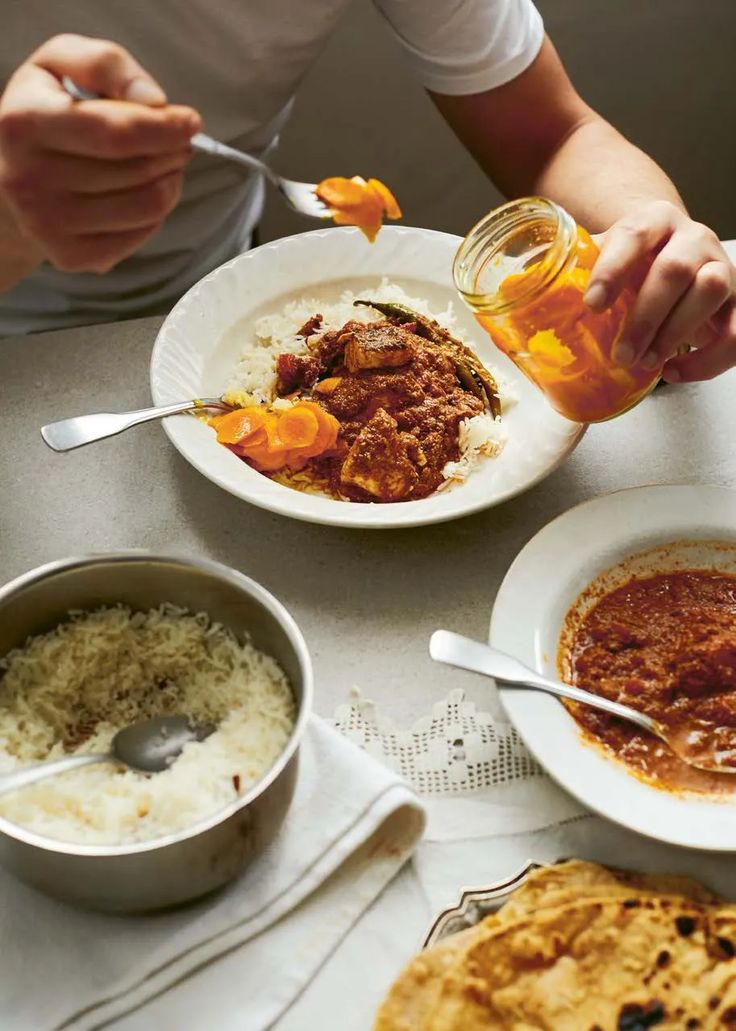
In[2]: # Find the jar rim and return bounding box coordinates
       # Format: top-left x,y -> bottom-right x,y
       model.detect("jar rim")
453,196 -> 577,315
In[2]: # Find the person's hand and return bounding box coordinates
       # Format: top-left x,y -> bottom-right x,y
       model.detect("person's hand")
583,200 -> 736,382
0,34 -> 201,275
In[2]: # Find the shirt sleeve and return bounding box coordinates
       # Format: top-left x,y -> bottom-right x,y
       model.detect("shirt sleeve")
371,0 -> 544,96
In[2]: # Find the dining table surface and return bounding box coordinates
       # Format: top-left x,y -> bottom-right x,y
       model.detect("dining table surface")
2,240 -> 736,733
3,240 -> 736,1031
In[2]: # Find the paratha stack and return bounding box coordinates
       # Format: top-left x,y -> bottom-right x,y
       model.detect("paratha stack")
374,860 -> 736,1030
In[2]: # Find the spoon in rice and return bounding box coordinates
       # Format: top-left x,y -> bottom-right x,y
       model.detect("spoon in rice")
41,397 -> 231,452
0,715 -> 215,797
430,630 -> 736,776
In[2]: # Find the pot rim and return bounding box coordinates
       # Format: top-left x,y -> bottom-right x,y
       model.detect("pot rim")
0,551 -> 313,858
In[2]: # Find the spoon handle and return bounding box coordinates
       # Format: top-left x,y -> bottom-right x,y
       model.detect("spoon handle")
40,398 -> 229,452
429,630 -> 659,736
0,754 -> 113,797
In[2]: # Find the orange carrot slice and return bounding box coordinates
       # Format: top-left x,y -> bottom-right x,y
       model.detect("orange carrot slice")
246,446 -> 289,471
210,407 -> 268,446
276,405 -> 320,449
310,408 -> 340,455
214,400 -> 342,473
575,226 -> 599,271
367,179 -> 402,219
316,177 -> 367,209
232,412 -> 279,457
332,208 -> 382,242
316,175 -> 400,242
288,401 -> 340,456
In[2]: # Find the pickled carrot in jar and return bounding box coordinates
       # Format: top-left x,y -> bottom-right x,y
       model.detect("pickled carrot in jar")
454,200 -> 661,424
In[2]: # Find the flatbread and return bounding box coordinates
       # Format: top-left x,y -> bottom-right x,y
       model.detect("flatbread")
373,925 -> 484,1031
426,898 -> 736,1031
373,862 -> 736,1031
498,860 -> 723,921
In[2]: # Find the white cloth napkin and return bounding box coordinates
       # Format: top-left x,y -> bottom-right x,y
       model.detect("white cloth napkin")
0,716 -> 424,1031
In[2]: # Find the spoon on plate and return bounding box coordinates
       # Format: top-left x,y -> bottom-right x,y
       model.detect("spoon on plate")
0,715 -> 215,797
429,630 -> 736,776
41,396 -> 231,451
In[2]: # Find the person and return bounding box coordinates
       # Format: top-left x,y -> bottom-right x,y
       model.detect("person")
0,5 -> 733,385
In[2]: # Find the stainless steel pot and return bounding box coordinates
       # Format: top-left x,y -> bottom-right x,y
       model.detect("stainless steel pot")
0,553 -> 312,913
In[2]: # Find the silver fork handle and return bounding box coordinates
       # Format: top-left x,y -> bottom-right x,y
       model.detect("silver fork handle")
0,754 -> 113,797
429,630 -> 659,736
40,398 -> 227,452
190,133 -> 279,186
61,78 -> 277,185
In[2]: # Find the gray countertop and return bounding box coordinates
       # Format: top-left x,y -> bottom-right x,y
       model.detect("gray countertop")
2,311 -> 736,728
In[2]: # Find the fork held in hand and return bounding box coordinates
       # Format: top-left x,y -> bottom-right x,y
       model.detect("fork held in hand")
61,77 -> 331,220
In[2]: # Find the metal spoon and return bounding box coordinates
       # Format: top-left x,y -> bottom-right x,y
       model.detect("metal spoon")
0,715 -> 215,797
429,630 -> 736,776
41,396 -> 230,451
62,77 -> 331,221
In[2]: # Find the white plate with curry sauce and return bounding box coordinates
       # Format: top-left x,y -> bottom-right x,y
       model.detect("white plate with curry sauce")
150,225 -> 583,528
491,483 -> 736,851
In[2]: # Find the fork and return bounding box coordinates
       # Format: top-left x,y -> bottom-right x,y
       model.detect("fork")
41,397 -> 231,452
61,77 -> 331,221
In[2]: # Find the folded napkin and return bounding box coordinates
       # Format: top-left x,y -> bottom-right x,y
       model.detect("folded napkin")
0,716 -> 424,1031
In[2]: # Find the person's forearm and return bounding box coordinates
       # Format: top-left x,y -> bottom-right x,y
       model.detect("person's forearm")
431,38 -> 687,233
0,193 -> 43,294
534,113 -> 686,232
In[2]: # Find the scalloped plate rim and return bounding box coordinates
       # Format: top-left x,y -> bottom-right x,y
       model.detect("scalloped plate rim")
422,859 -> 541,948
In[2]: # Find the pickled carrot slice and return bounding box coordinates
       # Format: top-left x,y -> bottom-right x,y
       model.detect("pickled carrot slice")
316,177 -> 368,209
316,175 -> 401,242
209,407 -> 268,446
367,178 -> 402,219
527,329 -> 576,368
276,405 -> 320,449
212,400 -> 342,471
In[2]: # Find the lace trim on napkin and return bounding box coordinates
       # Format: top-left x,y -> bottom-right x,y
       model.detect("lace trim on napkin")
332,689 -> 542,796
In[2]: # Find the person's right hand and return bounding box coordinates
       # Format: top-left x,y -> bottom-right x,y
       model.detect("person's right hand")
0,34 -> 201,275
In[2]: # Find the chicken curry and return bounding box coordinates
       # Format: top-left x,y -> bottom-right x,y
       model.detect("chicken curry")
211,301 -> 500,504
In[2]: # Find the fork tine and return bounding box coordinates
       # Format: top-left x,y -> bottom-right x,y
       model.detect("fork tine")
279,181 -> 333,219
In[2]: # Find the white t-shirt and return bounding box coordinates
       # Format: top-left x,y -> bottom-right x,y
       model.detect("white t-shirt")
1,0 -> 543,335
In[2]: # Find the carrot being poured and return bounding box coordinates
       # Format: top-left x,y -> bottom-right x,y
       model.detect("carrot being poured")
315,176 -> 402,242
210,401 -> 340,472
478,226 -> 655,423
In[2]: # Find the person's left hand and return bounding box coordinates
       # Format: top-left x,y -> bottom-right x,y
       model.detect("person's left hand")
583,200 -> 736,382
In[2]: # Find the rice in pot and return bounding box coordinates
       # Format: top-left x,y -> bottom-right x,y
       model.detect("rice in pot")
0,605 -> 296,846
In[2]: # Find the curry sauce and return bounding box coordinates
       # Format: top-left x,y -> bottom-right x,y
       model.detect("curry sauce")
564,571 -> 736,794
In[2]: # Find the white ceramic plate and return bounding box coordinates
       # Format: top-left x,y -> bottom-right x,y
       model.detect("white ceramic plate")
150,226 -> 583,529
490,483 -> 736,851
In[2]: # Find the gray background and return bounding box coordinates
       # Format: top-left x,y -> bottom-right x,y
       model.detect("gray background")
262,0 -> 736,243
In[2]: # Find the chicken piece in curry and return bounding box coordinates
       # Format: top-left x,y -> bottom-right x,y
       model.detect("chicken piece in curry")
213,301 -> 500,504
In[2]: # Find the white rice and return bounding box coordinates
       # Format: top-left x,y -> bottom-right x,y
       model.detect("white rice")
223,278 -> 513,490
0,606 -> 296,846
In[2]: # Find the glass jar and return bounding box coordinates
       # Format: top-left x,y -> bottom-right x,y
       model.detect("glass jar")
453,197 -> 660,423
